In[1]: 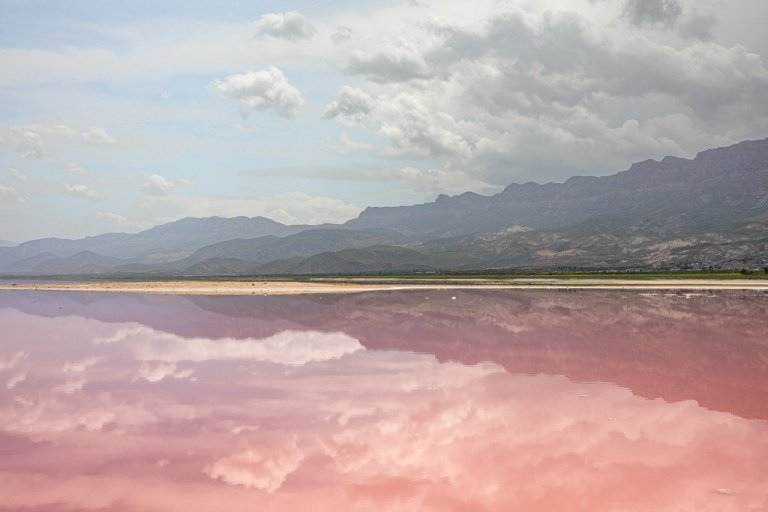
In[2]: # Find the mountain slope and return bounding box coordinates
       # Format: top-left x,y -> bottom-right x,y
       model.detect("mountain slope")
348,138 -> 768,237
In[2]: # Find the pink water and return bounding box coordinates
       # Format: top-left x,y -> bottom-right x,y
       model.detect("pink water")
1,290 -> 767,511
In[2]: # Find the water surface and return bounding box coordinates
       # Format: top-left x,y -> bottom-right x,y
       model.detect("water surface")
1,289 -> 767,511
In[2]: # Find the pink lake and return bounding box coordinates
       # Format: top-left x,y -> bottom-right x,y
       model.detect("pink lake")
0,289 -> 767,511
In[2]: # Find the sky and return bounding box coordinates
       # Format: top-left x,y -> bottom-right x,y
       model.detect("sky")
1,0 -> 767,241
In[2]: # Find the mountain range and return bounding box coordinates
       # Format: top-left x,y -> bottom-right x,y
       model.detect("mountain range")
2,138 -> 767,276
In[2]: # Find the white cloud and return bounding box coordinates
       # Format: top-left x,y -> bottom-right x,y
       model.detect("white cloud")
81,127 -> 116,145
210,66 -> 305,119
64,184 -> 104,201
252,11 -> 318,41
0,185 -> 29,203
206,437 -> 304,492
8,167 -> 27,182
102,326 -> 364,366
142,174 -> 176,194
65,163 -> 88,176
143,190 -> 362,225
364,92 -> 475,164
142,174 -> 195,194
320,5 -> 768,184
322,86 -> 374,124
346,43 -> 430,83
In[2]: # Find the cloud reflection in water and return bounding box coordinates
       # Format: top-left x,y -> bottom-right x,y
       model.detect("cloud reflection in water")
0,290 -> 766,511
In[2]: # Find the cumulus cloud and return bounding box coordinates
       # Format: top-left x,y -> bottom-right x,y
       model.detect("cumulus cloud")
346,43 -> 430,82
0,185 -> 29,203
81,127 -> 116,145
64,184 -> 104,201
210,67 -> 305,119
252,11 -> 317,41
321,86 -> 374,123
323,6 -> 768,184
382,94 -> 474,162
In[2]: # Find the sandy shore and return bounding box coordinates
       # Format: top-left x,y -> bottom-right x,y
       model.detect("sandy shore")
0,279 -> 767,295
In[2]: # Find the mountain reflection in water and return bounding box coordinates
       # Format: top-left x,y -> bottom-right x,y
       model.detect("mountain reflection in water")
0,289 -> 766,511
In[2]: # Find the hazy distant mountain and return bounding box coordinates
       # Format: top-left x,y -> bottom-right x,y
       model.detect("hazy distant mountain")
0,216 -> 314,272
0,240 -> 16,248
1,138 -> 767,276
106,228 -> 407,275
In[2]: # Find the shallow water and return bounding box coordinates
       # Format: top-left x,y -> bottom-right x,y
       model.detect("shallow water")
1,289 -> 767,511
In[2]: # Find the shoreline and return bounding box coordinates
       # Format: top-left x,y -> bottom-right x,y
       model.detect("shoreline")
1,279 -> 767,295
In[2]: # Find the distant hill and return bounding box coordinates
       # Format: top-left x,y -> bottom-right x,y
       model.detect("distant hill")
1,138 -> 767,275
0,216 -> 317,272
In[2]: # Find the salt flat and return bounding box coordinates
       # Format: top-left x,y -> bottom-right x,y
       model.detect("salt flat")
0,278 -> 767,295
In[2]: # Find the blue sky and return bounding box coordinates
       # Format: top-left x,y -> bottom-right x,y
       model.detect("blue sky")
1,0 -> 768,241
